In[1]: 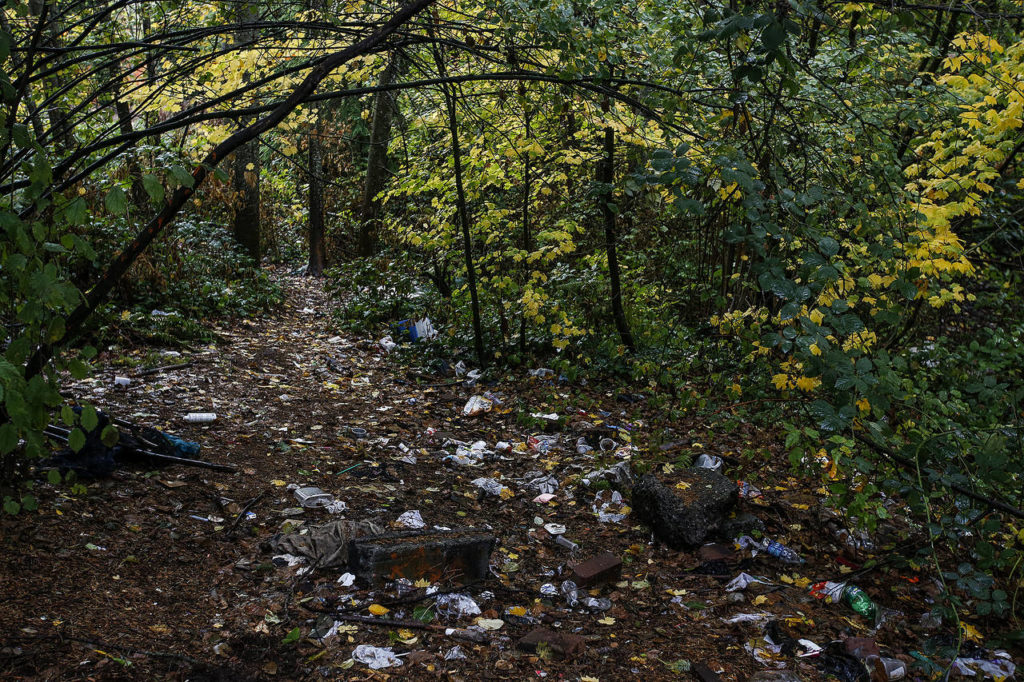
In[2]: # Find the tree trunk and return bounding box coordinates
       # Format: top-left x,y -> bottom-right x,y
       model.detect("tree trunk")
307,110 -> 326,276
599,90 -> 635,353
231,4 -> 261,262
430,30 -> 485,366
357,53 -> 403,256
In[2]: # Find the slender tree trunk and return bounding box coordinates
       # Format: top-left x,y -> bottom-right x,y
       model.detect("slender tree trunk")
357,53 -> 403,257
232,5 -> 261,262
599,86 -> 635,353
306,0 -> 327,275
307,111 -> 326,276
430,31 -> 485,366
519,89 -> 531,358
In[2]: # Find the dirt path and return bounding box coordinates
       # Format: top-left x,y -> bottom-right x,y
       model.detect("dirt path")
0,274 -> 934,680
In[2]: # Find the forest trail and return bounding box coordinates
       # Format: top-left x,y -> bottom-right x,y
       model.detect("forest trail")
1,274 -> 939,680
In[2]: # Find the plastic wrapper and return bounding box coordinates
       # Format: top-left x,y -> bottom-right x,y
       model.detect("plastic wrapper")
593,489 -> 629,523
726,572 -> 773,592
695,454 -> 723,472
471,477 -> 512,499
435,593 -> 481,619
528,368 -> 555,378
378,336 -> 397,353
737,480 -> 763,499
462,396 -> 492,417
951,652 -> 1015,679
444,645 -> 467,661
352,644 -> 403,669
575,437 -> 594,454
397,510 -> 426,529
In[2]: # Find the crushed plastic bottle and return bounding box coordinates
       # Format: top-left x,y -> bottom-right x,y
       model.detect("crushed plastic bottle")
560,580 -> 579,607
575,437 -> 594,454
581,596 -> 613,612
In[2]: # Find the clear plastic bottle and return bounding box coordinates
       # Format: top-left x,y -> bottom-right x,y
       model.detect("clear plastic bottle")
762,538 -> 804,564
184,412 -> 216,423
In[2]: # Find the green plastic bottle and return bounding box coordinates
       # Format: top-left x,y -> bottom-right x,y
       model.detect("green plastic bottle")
842,585 -> 877,620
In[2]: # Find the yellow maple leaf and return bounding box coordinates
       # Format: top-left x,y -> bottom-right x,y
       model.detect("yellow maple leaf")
368,604 -> 389,616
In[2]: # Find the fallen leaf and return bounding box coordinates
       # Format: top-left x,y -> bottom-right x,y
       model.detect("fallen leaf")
597,617 -> 615,625
368,604 -> 390,616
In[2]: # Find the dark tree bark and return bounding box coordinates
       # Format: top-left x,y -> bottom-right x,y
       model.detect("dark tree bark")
357,52 -> 403,256
599,85 -> 635,353
307,110 -> 326,276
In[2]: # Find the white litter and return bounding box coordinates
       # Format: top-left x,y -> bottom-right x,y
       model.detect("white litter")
397,510 -> 426,529
435,593 -> 481,619
352,644 -> 403,669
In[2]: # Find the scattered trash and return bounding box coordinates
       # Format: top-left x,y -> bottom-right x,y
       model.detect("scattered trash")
471,477 -> 512,499
725,572 -> 773,592
543,523 -> 566,535
462,396 -> 492,417
435,593 -> 481,619
524,473 -> 559,494
532,493 -> 555,504
527,434 -> 558,453
444,645 -> 466,661
397,510 -> 426,529
951,652 -> 1016,679
528,368 -> 554,379
446,441 -> 490,465
575,437 -> 593,454
737,480 -> 763,499
810,581 -> 881,624
352,644 -> 403,669
554,535 -> 578,552
184,412 -> 216,423
114,376 -> 131,386
738,535 -> 805,564
337,572 -> 356,587
592,489 -> 629,523
695,454 -> 723,473
379,336 -> 397,353
294,487 -> 334,508
866,655 -> 907,680
581,461 -> 633,488
394,317 -> 436,342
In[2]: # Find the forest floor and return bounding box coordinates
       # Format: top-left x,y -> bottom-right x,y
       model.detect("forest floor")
0,272 -> 980,680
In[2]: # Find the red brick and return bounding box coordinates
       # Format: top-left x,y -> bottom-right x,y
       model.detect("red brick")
517,628 -> 585,660
571,551 -> 622,587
